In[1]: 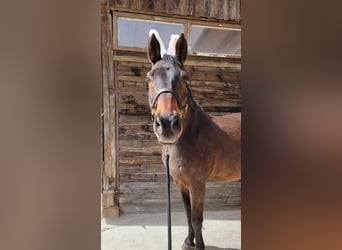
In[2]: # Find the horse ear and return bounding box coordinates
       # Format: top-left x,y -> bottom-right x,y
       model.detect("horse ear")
147,33 -> 162,64
175,33 -> 188,64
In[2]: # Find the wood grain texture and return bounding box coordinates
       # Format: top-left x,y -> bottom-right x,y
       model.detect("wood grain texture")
112,50 -> 241,212
102,0 -> 120,217
103,2 -> 242,214
115,52 -> 241,115
102,8 -> 115,180
120,181 -> 241,213
111,0 -> 241,23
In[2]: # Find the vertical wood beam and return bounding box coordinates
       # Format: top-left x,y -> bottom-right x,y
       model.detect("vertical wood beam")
101,0 -> 120,217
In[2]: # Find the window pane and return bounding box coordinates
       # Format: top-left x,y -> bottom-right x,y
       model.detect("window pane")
191,26 -> 241,56
117,18 -> 184,49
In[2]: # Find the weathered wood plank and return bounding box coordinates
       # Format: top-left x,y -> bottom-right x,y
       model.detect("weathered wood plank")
119,137 -> 159,148
117,74 -> 145,82
102,0 -> 121,217
102,7 -> 115,180
119,147 -> 161,157
118,80 -> 239,94
119,199 -> 240,214
120,172 -> 166,182
120,182 -> 241,195
117,66 -> 147,77
119,155 -> 162,166
193,0 -> 202,17
117,81 -> 148,94
114,54 -> 241,69
118,100 -> 240,114
111,0 -> 241,22
228,0 -> 237,21
222,0 -> 229,20
179,0 -> 189,16
119,125 -> 154,136
210,0 -> 220,18
120,181 -> 241,213
117,82 -> 240,114
192,74 -> 240,83
189,71 -> 240,82
130,0 -> 142,9
119,114 -> 151,124
120,182 -> 241,199
118,102 -> 240,115
120,149 -> 160,159
120,167 -> 165,184
236,0 -> 241,21
120,164 -> 164,173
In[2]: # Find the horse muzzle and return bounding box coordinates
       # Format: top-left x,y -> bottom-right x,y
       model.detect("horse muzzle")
153,113 -> 183,145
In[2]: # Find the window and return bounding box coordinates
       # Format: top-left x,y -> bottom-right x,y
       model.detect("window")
117,17 -> 184,50
115,13 -> 241,58
191,25 -> 241,56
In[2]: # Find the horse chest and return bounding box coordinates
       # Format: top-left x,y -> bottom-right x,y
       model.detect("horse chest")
169,149 -> 212,184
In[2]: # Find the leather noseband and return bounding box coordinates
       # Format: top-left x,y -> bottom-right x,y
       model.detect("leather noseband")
150,87 -> 189,121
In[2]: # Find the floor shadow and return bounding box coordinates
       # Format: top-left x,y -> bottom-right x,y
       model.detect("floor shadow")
206,247 -> 240,250
203,209 -> 241,221
104,210 -> 241,227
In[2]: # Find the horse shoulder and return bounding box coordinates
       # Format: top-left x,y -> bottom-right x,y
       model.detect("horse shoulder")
211,113 -> 241,141
208,113 -> 241,181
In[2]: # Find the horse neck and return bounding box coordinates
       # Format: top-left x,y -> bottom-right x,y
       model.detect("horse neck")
178,104 -> 209,146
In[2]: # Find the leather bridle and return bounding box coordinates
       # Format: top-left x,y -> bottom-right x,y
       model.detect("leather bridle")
149,83 -> 191,121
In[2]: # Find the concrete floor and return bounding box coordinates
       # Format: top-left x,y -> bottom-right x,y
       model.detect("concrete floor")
101,209 -> 241,250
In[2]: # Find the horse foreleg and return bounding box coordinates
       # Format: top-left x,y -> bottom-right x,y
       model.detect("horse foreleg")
179,185 -> 195,249
190,183 -> 206,250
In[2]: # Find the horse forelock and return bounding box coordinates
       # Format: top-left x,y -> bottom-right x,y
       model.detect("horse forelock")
162,54 -> 184,70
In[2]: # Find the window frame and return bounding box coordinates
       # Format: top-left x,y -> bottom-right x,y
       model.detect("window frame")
113,11 -> 241,59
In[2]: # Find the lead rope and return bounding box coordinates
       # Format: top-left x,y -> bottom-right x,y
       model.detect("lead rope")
165,146 -> 172,250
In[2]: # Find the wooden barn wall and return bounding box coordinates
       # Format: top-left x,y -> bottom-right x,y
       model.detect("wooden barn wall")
110,0 -> 241,23
102,0 -> 241,216
115,51 -> 241,213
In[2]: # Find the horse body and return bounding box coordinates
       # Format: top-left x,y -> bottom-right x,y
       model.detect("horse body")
162,107 -> 240,250
165,109 -> 241,184
147,33 -> 241,250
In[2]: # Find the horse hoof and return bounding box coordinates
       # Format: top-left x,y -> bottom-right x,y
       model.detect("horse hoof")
182,242 -> 195,250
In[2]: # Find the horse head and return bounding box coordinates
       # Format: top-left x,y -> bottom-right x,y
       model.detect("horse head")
146,33 -> 192,145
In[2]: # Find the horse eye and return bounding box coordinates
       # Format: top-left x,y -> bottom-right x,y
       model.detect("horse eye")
145,77 -> 151,83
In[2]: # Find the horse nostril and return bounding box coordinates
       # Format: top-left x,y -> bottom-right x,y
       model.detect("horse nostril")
171,115 -> 181,132
155,116 -> 161,127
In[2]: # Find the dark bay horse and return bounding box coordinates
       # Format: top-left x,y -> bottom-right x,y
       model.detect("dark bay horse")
146,33 -> 241,250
